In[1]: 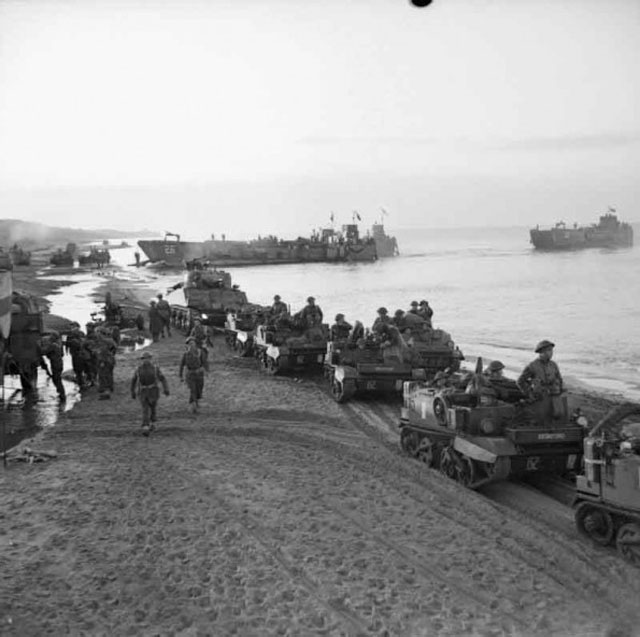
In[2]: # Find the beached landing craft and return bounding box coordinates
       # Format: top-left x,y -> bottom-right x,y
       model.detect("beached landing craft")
137,218 -> 383,267
399,359 -> 586,489
530,208 -> 633,250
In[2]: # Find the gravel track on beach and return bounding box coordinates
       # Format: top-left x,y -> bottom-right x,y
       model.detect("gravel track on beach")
2,305 -> 640,635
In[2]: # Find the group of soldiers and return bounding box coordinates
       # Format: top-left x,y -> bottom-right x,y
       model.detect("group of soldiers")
48,320 -> 119,401
129,317 -> 212,435
148,294 -> 172,341
266,294 -> 325,330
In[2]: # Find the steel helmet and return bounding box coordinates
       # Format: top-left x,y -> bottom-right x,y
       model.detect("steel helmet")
377,307 -> 388,314
487,360 -> 505,372
140,351 -> 152,359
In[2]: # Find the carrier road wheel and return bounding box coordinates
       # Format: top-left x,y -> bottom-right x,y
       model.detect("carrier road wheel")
616,523 -> 640,566
439,447 -> 458,480
400,428 -> 418,455
416,438 -> 436,467
575,502 -> 615,546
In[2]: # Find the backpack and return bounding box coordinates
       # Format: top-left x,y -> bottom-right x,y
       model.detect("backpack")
137,362 -> 159,386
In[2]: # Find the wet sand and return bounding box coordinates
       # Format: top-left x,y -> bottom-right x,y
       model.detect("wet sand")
1,266 -> 639,636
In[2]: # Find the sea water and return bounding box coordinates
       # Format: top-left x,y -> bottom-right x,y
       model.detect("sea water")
108,225 -> 640,400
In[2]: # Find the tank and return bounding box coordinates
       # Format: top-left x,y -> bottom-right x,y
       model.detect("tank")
224,304 -> 270,357
253,318 -> 329,375
325,324 -> 463,403
9,244 -> 31,266
399,360 -> 585,488
168,259 -> 250,330
3,291 -> 44,393
49,243 -> 76,267
573,403 -> 640,566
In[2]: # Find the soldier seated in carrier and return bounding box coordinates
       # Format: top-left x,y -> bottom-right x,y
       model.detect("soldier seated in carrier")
330,313 -> 352,341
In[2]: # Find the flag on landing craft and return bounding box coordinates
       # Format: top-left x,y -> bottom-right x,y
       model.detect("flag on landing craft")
0,266 -> 11,339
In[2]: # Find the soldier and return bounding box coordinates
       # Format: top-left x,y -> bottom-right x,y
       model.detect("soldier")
40,331 -> 66,400
270,295 -> 288,318
418,299 -> 434,327
408,301 -> 420,315
66,322 -> 87,388
148,300 -> 163,342
104,292 -> 121,325
392,309 -> 406,330
134,250 -> 141,267
131,351 -> 170,436
517,340 -> 564,419
300,296 -> 323,328
95,328 -> 118,399
484,360 -> 505,380
179,338 -> 210,413
189,318 -> 212,349
372,307 -> 392,334
156,293 -> 172,338
330,313 -> 352,341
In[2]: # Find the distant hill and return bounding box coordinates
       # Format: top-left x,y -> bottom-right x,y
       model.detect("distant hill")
0,219 -> 152,251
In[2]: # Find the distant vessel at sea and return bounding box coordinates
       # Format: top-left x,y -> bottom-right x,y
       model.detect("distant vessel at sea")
137,221 -> 381,267
529,209 -> 633,251
370,222 -> 399,258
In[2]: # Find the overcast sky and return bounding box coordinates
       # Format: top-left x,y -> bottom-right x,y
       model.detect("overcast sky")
0,0 -> 638,236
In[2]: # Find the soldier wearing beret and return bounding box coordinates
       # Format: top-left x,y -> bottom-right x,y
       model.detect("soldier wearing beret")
517,340 -> 564,419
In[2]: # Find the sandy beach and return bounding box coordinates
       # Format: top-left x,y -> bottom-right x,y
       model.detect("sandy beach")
1,264 -> 640,636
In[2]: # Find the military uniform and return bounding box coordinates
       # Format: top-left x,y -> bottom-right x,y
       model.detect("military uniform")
300,297 -> 323,328
156,296 -> 172,337
95,332 -> 117,398
66,325 -> 87,388
148,302 -> 163,342
372,308 -> 392,334
40,336 -> 66,400
517,340 -> 564,421
330,315 -> 352,341
270,296 -> 288,317
131,353 -> 170,435
517,358 -> 563,397
179,343 -> 209,413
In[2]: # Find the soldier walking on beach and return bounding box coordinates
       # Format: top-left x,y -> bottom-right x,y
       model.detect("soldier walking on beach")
179,338 -> 209,413
148,300 -> 163,342
156,293 -> 172,338
131,351 -> 170,436
66,322 -> 87,388
189,318 -> 212,349
95,328 -> 118,399
40,331 -> 66,400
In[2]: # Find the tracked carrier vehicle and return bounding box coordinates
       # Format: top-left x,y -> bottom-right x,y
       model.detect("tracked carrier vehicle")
326,327 -> 463,403
169,260 -> 249,332
574,403 -> 640,566
399,362 -> 585,489
253,320 -> 329,375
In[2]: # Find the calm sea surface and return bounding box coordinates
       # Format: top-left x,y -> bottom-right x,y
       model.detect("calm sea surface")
102,225 -> 640,400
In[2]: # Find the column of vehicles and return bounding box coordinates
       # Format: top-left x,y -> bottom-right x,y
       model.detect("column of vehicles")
183,263 -> 638,566
4,253 -> 637,566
